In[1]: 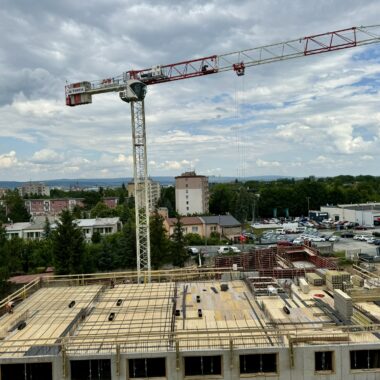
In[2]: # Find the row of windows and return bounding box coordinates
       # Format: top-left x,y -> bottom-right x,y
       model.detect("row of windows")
182,226 -> 199,233
3,350 -> 380,379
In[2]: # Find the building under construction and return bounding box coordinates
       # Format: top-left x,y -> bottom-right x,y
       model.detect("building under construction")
2,246 -> 380,379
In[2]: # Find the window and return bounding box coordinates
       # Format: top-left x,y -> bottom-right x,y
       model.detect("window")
186,207 -> 189,211
186,195 -> 188,199
315,351 -> 334,372
192,226 -> 198,233
71,359 -> 111,380
1,362 -> 53,380
239,353 -> 277,374
186,201 -> 189,205
129,358 -> 166,378
184,356 -> 222,376
186,190 -> 188,194
350,349 -> 380,370
211,226 -> 217,232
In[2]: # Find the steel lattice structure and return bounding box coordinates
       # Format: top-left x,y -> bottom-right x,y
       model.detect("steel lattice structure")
130,100 -> 151,280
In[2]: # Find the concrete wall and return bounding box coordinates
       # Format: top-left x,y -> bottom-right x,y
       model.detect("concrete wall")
176,188 -> 204,215
3,343 -> 380,379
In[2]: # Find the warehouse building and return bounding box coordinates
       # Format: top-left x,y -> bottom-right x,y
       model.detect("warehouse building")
321,202 -> 380,226
2,264 -> 380,380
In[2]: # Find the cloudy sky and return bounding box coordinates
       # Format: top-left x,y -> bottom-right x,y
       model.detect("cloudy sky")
0,0 -> 380,181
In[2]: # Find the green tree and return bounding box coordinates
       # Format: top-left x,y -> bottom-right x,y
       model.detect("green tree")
52,210 -> 85,274
118,221 -> 137,269
91,231 -> 102,243
150,210 -> 170,269
209,184 -> 234,215
170,215 -> 188,267
43,217 -> 52,239
5,190 -> 30,222
90,202 -> 117,218
184,233 -> 204,246
0,204 -> 6,223
157,186 -> 175,217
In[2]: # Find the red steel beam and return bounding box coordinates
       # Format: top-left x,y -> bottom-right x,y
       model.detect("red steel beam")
304,27 -> 357,55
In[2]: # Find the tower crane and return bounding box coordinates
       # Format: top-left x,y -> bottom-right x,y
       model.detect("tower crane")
65,25 -> 380,281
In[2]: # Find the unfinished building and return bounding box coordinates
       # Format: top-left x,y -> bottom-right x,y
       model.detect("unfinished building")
1,250 -> 380,379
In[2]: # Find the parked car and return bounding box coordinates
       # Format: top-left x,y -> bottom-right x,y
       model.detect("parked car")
355,225 -> 368,230
217,246 -> 241,254
187,247 -> 199,255
374,239 -> 380,246
277,240 -> 293,246
353,235 -> 367,241
367,238 -> 376,244
341,232 -> 354,238
328,236 -> 340,242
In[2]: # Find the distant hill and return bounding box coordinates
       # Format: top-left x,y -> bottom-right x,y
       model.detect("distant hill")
0,175 -> 293,190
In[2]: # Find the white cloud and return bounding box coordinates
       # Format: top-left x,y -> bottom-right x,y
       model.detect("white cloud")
0,151 -> 18,168
32,149 -> 63,163
256,159 -> 281,168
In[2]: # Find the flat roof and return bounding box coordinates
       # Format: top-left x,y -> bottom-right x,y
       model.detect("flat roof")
1,276 -> 380,358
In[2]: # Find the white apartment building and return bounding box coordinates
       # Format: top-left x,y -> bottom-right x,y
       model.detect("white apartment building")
5,217 -> 122,241
127,179 -> 161,212
175,171 -> 209,215
19,182 -> 50,197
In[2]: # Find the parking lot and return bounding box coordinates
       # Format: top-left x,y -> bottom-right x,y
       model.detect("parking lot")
334,236 -> 379,256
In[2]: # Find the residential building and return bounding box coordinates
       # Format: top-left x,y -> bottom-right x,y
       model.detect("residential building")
127,179 -> 161,211
163,215 -> 241,239
25,198 -> 85,216
175,171 -> 209,215
19,182 -> 50,197
164,216 -> 204,237
0,188 -> 8,199
200,215 -> 242,238
75,217 -> 122,242
4,217 -> 122,241
157,207 -> 169,219
320,202 -> 380,226
103,197 -> 119,209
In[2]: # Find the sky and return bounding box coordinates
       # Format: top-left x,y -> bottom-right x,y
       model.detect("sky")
0,0 -> 380,181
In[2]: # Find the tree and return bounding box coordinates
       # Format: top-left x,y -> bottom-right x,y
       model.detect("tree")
150,210 -> 170,269
0,205 -> 6,224
52,210 -> 85,274
90,202 -> 117,218
209,184 -> 234,215
157,186 -> 175,217
170,215 -> 188,267
118,221 -> 137,269
184,233 -> 204,246
5,190 -> 30,222
43,217 -> 52,239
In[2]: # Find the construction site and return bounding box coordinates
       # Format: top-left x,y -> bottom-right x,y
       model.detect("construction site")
2,242 -> 380,379
1,24 -> 379,380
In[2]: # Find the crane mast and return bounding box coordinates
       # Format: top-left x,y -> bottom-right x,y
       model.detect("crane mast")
65,24 -> 380,281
